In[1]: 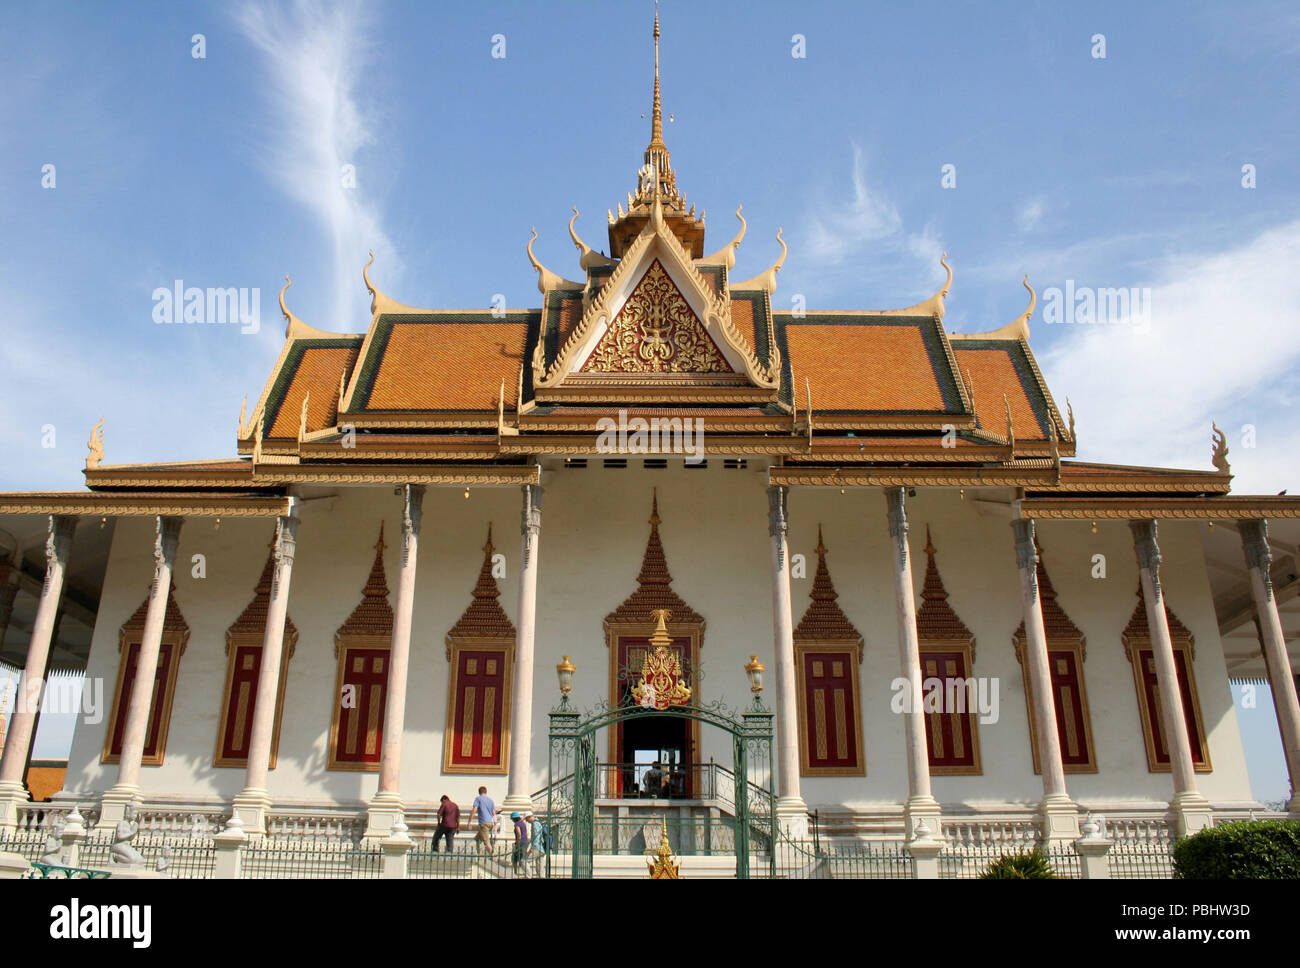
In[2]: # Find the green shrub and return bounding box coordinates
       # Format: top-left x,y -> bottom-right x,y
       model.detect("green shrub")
979,847 -> 1058,879
1173,819 -> 1300,879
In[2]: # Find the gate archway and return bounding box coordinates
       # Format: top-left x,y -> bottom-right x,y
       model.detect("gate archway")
546,695 -> 775,879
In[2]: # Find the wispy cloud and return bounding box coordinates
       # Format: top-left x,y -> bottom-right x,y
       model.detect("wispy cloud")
233,0 -> 395,331
1016,196 -> 1045,233
805,145 -> 903,264
1039,219 -> 1300,494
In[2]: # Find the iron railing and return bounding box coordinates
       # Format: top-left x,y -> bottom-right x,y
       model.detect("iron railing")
241,838 -> 383,879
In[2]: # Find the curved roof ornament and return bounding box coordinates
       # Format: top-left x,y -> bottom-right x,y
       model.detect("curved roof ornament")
699,206 -> 747,269
277,272 -> 347,339
568,207 -> 614,270
1211,421 -> 1231,475
854,251 -> 952,318
361,249 -> 436,316
728,227 -> 787,292
527,228 -> 583,294
950,272 -> 1034,342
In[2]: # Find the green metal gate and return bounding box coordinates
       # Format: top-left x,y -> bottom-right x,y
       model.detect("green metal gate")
547,694 -> 775,879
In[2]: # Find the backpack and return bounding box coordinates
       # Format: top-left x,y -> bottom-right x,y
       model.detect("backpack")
536,822 -> 553,851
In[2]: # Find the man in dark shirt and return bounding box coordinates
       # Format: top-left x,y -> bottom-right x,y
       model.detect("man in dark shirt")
433,794 -> 460,854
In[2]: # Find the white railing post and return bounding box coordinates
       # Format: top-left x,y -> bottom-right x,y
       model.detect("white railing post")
1074,817 -> 1113,879
381,818 -> 413,879
213,815 -> 247,879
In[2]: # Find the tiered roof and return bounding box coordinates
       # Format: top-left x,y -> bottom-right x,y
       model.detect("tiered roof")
54,9 -> 1295,526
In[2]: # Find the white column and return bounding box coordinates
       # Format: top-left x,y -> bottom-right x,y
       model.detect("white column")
232,504 -> 299,835
1131,520 -> 1213,835
0,516 -> 75,831
1239,520 -> 1300,814
884,488 -> 942,841
767,485 -> 807,833
1011,518 -> 1079,840
99,515 -> 183,829
366,485 -> 423,838
503,482 -> 542,811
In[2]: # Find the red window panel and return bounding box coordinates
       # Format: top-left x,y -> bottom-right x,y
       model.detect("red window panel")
1049,650 -> 1092,766
919,651 -> 977,770
449,650 -> 508,769
801,651 -> 858,771
107,642 -> 176,759
219,645 -> 262,762
1138,648 -> 1206,766
335,648 -> 388,765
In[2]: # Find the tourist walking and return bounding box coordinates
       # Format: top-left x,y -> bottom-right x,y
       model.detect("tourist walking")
526,812 -> 549,878
432,794 -> 459,854
472,786 -> 496,853
511,811 -> 530,876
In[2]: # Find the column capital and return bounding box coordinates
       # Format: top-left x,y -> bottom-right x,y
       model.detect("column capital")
521,483 -> 543,536
1239,519 -> 1273,599
46,515 -> 76,565
273,513 -> 299,567
766,485 -> 788,544
1011,519 -> 1039,603
884,487 -> 908,568
400,484 -> 424,564
1130,519 -> 1162,600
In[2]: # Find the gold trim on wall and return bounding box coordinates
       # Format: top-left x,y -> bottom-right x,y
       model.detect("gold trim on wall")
1012,636 -> 1098,775
212,628 -> 298,770
1122,634 -> 1212,774
793,640 -> 866,778
442,636 -> 515,776
327,633 -> 391,773
100,628 -> 189,766
605,622 -> 703,770
918,638 -> 982,777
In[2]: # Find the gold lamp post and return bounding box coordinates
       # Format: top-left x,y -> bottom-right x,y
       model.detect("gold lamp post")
745,655 -> 765,694
556,655 -> 576,707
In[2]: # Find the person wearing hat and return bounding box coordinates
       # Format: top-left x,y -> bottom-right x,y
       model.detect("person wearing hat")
526,812 -> 549,878
510,810 -> 530,876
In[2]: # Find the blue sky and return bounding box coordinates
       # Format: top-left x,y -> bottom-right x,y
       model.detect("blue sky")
1,2 -> 1297,798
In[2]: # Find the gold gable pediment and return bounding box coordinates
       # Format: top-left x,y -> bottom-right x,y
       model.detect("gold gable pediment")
532,209 -> 779,393
581,260 -> 732,376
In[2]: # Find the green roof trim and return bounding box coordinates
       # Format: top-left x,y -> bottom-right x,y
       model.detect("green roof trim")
262,336 -> 363,438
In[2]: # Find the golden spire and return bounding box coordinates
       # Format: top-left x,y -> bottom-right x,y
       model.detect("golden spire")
638,4 -> 679,210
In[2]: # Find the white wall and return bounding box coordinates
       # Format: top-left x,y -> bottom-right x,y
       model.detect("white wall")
59,466 -> 1256,814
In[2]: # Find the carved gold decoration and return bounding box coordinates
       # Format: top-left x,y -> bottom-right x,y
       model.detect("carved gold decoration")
631,610 -> 692,710
1211,422 -> 1231,475
951,274 -> 1035,342
728,227 -> 788,293
86,417 -> 105,470
527,227 -> 583,294
569,207 -> 614,270
647,817 -> 680,879
581,261 -> 732,374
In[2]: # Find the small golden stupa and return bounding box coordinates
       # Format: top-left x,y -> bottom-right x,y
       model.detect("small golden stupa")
647,816 -> 680,879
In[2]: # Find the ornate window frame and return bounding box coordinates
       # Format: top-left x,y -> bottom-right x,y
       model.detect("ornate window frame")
444,638 -> 515,775
1123,633 -> 1211,774
213,630 -> 297,770
793,639 -> 866,778
1013,636 -> 1098,775
918,638 -> 982,777
101,588 -> 190,766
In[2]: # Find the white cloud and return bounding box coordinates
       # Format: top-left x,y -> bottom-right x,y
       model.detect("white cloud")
233,0 -> 396,331
1039,220 -> 1300,495
805,144 -> 903,264
1016,196 -> 1045,232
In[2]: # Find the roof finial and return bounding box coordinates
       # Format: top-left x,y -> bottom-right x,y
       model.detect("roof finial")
652,3 -> 662,147
650,487 -> 660,527
815,524 -> 827,559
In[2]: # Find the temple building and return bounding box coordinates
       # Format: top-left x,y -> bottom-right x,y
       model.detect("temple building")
0,14 -> 1298,878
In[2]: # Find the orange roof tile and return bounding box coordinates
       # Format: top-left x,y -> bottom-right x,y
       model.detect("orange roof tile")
784,322 -> 949,412
268,345 -> 360,438
953,346 -> 1046,440
363,320 -> 528,411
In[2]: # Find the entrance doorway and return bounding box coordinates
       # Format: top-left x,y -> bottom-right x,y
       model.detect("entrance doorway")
621,713 -> 692,798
